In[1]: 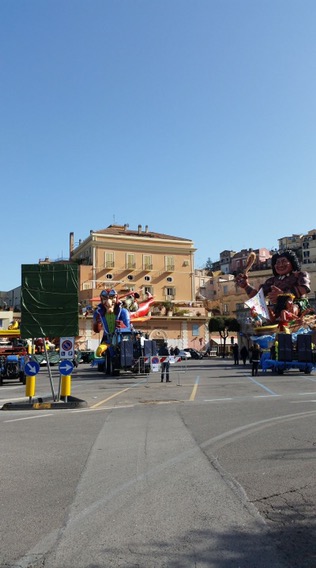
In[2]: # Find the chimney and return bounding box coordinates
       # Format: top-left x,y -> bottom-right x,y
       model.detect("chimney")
138,224 -> 142,234
124,224 -> 129,231
69,232 -> 74,256
145,225 -> 149,233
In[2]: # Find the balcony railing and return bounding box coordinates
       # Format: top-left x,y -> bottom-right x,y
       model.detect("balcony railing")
165,265 -> 175,272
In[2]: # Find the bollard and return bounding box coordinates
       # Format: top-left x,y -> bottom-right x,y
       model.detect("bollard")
61,374 -> 71,400
25,375 -> 36,399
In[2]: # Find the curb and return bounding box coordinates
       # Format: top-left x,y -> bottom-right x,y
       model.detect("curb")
1,395 -> 88,411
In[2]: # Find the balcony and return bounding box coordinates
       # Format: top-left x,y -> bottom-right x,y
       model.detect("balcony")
125,263 -> 136,270
143,264 -> 153,271
105,261 -> 115,269
165,264 -> 175,272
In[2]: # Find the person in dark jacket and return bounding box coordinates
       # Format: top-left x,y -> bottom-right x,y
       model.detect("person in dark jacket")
240,345 -> 249,365
232,343 -> 239,365
251,343 -> 261,376
158,342 -> 170,382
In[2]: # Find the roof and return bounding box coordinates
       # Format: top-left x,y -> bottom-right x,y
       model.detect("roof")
94,225 -> 192,243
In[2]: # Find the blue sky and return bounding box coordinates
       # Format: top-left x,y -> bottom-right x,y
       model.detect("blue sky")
1,0 -> 316,290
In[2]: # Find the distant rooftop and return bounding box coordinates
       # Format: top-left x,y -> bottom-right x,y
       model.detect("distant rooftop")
93,224 -> 192,242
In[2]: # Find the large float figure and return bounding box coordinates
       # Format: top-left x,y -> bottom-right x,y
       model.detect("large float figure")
236,250 -> 316,374
93,288 -> 155,375
236,249 -> 311,309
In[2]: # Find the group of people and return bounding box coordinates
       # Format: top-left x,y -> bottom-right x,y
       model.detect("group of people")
232,343 -> 261,376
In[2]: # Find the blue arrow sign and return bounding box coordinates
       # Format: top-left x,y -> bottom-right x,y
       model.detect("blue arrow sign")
25,361 -> 40,376
59,359 -> 74,376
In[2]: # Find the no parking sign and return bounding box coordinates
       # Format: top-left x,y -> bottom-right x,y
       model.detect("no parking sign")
60,337 -> 75,359
151,355 -> 160,372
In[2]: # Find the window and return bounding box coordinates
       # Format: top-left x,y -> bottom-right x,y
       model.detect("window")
106,274 -> 113,279
144,285 -> 153,295
166,277 -> 173,282
143,255 -> 153,270
192,324 -> 199,336
165,256 -> 175,271
127,274 -> 134,280
105,252 -> 114,268
126,254 -> 136,269
165,286 -> 175,299
144,275 -> 151,282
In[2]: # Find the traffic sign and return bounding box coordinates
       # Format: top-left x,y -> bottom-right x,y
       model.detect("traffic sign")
151,356 -> 159,364
60,337 -> 75,359
59,360 -> 74,376
25,361 -> 40,376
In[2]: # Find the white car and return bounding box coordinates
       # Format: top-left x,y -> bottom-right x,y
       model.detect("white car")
179,350 -> 191,360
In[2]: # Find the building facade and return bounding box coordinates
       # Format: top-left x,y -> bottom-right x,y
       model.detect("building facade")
70,224 -> 209,350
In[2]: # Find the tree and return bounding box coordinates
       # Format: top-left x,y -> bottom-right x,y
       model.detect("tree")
208,316 -> 240,358
205,257 -> 213,273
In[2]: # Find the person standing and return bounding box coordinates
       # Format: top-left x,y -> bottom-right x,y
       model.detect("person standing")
232,342 -> 239,365
251,343 -> 261,376
159,342 -> 171,382
240,345 -> 249,366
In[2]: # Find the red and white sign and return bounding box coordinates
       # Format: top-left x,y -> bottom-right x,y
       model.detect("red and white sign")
60,336 -> 75,359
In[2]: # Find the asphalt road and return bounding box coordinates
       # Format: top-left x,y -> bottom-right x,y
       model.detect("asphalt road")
0,358 -> 315,567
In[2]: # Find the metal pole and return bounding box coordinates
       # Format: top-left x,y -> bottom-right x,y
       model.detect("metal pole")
43,339 -> 56,401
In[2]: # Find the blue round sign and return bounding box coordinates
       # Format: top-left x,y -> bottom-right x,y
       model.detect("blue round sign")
25,361 -> 40,376
59,359 -> 74,376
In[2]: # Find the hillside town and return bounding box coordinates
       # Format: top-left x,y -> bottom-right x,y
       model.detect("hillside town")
0,225 -> 316,353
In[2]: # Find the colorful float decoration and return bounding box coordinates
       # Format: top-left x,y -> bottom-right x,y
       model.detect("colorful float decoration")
236,249 -> 316,372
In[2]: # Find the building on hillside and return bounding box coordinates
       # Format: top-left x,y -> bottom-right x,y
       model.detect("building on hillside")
278,234 -> 303,254
301,229 -> 316,266
230,248 -> 272,274
219,250 -> 236,274
194,268 -> 213,301
202,273 -> 245,317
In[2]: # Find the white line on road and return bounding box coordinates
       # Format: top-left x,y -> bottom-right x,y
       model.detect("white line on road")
3,414 -> 54,423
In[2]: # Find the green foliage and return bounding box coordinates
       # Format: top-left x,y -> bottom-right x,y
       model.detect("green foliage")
205,257 -> 213,272
208,316 -> 240,333
208,316 -> 240,358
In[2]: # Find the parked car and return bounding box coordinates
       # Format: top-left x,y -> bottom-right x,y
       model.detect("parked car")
184,348 -> 203,359
179,350 -> 191,360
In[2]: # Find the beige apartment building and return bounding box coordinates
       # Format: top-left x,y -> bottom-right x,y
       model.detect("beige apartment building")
69,224 -> 209,350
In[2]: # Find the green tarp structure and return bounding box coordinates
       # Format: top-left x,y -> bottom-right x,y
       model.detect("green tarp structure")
20,264 -> 79,339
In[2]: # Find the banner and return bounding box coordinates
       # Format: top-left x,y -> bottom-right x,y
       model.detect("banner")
244,288 -> 270,321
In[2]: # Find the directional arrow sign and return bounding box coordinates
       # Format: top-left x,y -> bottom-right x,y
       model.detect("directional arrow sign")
25,361 -> 40,376
59,360 -> 74,376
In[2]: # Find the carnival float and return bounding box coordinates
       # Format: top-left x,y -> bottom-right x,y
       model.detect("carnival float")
92,289 -> 157,376
236,250 -> 316,374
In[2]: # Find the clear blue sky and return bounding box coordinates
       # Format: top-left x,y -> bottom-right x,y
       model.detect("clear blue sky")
1,0 -> 316,290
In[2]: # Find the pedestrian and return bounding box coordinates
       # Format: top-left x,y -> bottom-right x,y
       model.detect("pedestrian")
232,342 -> 239,365
174,346 -> 180,356
158,342 -> 171,382
251,343 -> 261,376
240,345 -> 248,366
